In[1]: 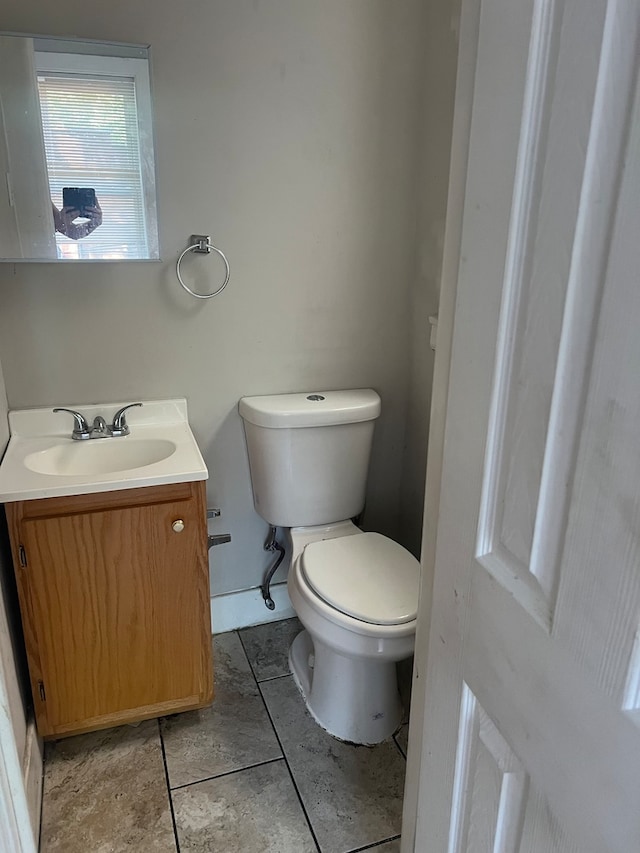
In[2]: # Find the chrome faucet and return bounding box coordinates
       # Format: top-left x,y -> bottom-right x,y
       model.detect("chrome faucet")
110,403 -> 143,437
53,408 -> 92,440
91,415 -> 109,437
53,402 -> 143,440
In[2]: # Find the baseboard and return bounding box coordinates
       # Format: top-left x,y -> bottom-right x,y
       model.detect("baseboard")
22,717 -> 42,845
210,582 -> 295,634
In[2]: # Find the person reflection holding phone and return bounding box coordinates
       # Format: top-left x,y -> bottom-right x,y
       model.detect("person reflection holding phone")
52,196 -> 103,240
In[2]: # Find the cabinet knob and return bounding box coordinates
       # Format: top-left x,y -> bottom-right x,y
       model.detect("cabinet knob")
172,519 -> 185,533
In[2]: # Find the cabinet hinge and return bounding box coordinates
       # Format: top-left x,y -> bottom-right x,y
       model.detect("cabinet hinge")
18,545 -> 27,568
37,681 -> 46,702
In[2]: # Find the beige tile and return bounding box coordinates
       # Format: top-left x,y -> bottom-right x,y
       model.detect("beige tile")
240,616 -> 302,681
261,676 -> 406,853
172,760 -> 317,852
40,720 -> 176,853
370,840 -> 402,852
161,631 -> 282,788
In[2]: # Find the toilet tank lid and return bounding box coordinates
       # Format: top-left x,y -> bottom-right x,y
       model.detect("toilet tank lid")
239,389 -> 381,428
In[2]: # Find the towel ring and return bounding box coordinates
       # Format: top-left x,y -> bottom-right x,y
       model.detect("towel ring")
176,235 -> 231,300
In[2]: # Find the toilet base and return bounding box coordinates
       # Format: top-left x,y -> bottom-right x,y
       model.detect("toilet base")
288,630 -> 403,745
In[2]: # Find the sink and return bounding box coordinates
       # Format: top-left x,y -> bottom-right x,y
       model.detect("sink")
0,398 -> 208,502
24,438 -> 177,477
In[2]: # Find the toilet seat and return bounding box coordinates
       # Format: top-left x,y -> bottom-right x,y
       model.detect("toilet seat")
300,532 -> 420,626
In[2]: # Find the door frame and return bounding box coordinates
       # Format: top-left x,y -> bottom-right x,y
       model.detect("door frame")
401,1 -> 482,849
0,667 -> 37,853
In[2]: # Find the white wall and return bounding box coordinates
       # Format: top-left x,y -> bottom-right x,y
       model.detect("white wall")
0,361 -> 27,763
400,0 -> 462,556
0,0 -> 428,600
0,356 -> 40,848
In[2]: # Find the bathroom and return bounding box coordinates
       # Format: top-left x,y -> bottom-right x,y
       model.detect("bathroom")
0,0 -> 459,851
2,0 -> 635,850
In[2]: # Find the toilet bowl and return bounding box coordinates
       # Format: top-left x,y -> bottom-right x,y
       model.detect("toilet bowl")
238,389 -> 420,745
286,522 -> 419,744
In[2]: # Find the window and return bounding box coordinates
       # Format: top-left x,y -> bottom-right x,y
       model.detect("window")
35,47 -> 158,260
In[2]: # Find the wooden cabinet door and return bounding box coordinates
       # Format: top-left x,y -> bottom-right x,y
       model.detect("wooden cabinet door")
8,482 -> 212,737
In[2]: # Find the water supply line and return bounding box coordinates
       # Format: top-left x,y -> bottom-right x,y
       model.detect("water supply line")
261,526 -> 285,610
207,508 -> 232,549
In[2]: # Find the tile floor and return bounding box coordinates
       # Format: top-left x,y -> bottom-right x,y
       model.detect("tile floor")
40,618 -> 411,853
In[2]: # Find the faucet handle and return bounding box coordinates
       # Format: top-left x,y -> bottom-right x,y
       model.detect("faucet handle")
110,402 -> 143,437
53,408 -> 91,440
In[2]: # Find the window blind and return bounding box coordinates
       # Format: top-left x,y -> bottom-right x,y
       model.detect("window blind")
37,73 -> 149,260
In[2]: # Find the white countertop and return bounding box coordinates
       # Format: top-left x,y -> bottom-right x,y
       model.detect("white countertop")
0,398 -> 208,502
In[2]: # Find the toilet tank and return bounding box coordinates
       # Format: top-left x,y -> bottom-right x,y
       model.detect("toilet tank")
239,389 -> 381,528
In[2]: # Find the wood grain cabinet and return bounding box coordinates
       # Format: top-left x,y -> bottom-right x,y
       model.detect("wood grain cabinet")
5,480 -> 213,738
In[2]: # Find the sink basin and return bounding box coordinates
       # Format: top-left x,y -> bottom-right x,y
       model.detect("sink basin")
0,398 -> 208,502
24,438 -> 177,477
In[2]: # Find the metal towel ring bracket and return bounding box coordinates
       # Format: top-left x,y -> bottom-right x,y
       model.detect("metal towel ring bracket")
176,234 -> 230,299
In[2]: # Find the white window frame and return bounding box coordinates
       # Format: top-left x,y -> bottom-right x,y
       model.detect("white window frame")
34,47 -> 159,260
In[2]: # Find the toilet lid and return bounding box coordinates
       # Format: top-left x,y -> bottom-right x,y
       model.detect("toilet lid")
301,532 -> 420,626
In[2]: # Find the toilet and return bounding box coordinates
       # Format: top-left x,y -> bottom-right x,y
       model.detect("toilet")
239,389 -> 420,745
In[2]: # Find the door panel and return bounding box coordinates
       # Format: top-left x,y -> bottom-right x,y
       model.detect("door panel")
476,0 -> 609,628
449,684 -> 528,853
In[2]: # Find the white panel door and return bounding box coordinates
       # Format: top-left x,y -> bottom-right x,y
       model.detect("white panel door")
407,1 -> 640,851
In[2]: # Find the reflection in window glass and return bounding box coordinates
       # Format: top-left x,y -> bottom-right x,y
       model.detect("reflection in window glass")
36,58 -> 154,260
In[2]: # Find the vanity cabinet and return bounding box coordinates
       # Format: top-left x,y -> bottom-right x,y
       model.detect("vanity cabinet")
5,480 -> 213,738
